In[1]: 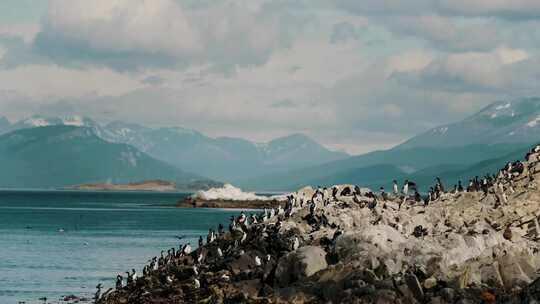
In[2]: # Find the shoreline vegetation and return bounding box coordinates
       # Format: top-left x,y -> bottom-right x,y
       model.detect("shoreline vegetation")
96,144 -> 540,303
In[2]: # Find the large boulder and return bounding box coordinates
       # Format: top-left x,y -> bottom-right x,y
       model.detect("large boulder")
275,246 -> 328,286
479,262 -> 504,288
498,253 -> 534,288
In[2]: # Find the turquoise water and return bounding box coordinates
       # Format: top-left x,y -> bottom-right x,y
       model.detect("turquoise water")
0,190 -> 240,304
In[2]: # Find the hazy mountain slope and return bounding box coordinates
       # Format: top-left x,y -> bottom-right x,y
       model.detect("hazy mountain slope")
398,97 -> 540,149
2,116 -> 348,182
258,145 -> 530,192
123,130 -> 348,181
0,126 -> 209,189
0,116 -> 10,133
241,144 -> 529,191
409,146 -> 531,191
260,134 -> 348,167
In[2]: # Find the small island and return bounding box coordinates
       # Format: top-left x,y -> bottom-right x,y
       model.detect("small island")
177,184 -> 287,209
69,180 -> 221,192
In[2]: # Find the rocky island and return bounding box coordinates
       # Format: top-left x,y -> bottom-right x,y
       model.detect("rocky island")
97,145 -> 540,303
177,184 -> 287,209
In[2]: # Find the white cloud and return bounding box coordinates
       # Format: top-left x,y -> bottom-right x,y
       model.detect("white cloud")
42,0 -> 200,56
384,15 -> 498,51
439,0 -> 540,18
0,23 -> 40,43
386,49 -> 433,75
394,47 -> 531,92
495,46 -> 529,64
0,64 -> 142,98
34,0 -> 308,69
338,0 -> 540,18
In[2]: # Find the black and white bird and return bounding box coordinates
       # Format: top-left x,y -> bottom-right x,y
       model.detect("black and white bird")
94,284 -> 103,302
255,256 -> 262,267
291,236 -> 300,251
115,275 -> 123,289
182,243 -> 192,255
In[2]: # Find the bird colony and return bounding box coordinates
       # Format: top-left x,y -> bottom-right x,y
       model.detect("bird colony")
98,145 -> 540,303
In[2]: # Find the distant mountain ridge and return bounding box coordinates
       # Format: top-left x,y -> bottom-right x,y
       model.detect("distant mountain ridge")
242,97 -> 540,191
241,143 -> 531,191
2,97 -> 539,191
398,97 -> 540,149
0,115 -> 348,182
0,125 -> 216,189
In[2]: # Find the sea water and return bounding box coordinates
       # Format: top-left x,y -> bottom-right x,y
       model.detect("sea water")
0,190 -> 241,304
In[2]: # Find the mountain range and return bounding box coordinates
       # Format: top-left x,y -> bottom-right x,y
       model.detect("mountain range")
242,97 -> 540,191
0,126 -> 214,189
398,97 -> 540,149
0,115 -> 348,186
1,97 -> 540,191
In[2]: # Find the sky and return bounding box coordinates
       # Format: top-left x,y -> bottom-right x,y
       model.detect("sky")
0,1 -> 539,154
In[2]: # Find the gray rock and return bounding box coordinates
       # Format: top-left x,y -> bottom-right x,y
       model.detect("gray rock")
275,246 -> 328,286
479,262 -> 504,288
499,254 -> 532,288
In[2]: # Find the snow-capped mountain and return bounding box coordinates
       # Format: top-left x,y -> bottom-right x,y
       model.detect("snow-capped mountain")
9,115 -> 99,130
108,127 -> 348,182
0,115 -> 349,182
0,125 -> 208,189
397,97 -> 540,149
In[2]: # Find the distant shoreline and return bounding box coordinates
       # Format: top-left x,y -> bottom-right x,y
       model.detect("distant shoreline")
66,180 -> 218,192
0,188 -> 194,195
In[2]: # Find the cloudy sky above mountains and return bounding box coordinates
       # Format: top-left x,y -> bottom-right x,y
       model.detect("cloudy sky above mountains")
0,0 -> 539,153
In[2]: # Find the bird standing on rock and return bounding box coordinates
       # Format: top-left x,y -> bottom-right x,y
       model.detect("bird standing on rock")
291,236 -> 300,251
115,275 -> 123,289
94,284 -> 103,302
393,180 -> 399,195
198,236 -> 203,247
196,251 -> 204,264
255,256 -> 262,267
503,226 -> 513,241
402,180 -> 409,196
182,243 -> 192,255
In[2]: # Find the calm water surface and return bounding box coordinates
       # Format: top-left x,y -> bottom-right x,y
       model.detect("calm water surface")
0,190 -> 242,303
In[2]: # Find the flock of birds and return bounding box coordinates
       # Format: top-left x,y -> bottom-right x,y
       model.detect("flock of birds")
93,144 -> 540,303
93,183 -> 354,302
382,144 -> 540,208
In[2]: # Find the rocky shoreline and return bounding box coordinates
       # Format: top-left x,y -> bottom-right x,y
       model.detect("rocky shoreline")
176,197 -> 286,209
97,145 -> 540,303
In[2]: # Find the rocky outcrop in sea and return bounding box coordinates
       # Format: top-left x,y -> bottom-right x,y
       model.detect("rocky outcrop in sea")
98,145 -> 540,303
